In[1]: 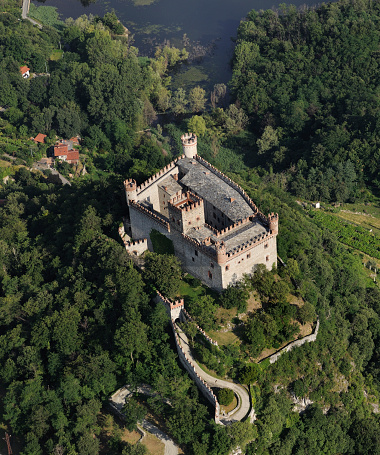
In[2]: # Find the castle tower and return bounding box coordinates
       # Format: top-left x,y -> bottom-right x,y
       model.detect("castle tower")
268,212 -> 279,235
168,192 -> 204,234
181,133 -> 197,159
124,179 -> 137,205
215,241 -> 227,265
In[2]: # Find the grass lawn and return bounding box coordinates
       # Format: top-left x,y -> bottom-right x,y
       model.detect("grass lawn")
208,329 -> 240,346
219,394 -> 238,414
141,433 -> 165,455
50,49 -> 64,61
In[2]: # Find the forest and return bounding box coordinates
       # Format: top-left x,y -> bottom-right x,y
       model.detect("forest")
0,0 -> 380,454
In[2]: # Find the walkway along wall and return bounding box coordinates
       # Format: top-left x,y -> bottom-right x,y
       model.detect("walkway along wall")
154,293 -> 220,423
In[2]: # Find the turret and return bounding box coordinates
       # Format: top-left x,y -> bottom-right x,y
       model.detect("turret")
124,179 -> 137,205
268,212 -> 279,235
215,241 -> 227,265
181,133 -> 197,159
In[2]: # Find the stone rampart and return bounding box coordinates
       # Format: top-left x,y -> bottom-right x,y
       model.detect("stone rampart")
123,238 -> 148,256
265,319 -> 320,364
180,232 -> 217,260
226,231 -> 273,259
136,155 -> 185,195
173,324 -> 220,423
182,309 -> 219,346
155,291 -> 184,322
129,201 -> 170,231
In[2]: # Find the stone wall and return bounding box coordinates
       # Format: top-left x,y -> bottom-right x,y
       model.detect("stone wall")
182,309 -> 219,346
123,238 -> 148,256
171,230 -> 224,291
136,157 -> 184,210
129,203 -> 170,250
223,235 -> 277,287
172,323 -> 220,423
266,319 -> 320,364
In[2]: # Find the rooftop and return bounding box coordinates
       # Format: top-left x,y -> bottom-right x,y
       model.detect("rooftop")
177,158 -> 253,222
158,175 -> 182,196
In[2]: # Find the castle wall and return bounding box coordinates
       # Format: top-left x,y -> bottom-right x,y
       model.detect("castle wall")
171,231 -> 224,291
129,204 -> 170,250
172,324 -> 220,423
136,164 -> 181,211
180,201 -> 205,234
203,199 -> 231,230
223,235 -> 277,287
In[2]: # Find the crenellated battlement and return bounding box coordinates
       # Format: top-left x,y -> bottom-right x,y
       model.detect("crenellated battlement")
168,191 -> 203,213
124,178 -> 137,191
136,155 -> 185,194
180,232 -> 217,260
226,231 -> 273,259
129,200 -> 170,231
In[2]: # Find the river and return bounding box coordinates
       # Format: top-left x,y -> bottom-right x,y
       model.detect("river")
34,0 -> 319,89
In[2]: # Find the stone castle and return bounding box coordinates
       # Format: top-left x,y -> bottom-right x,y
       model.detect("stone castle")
123,133 -> 278,291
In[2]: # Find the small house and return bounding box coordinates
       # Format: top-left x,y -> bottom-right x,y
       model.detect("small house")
33,133 -> 47,144
20,66 -> 30,79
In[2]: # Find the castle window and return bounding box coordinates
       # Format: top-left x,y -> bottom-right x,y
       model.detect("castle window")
213,213 -> 216,219
247,253 -> 251,259
196,216 -> 200,221
225,265 -> 230,271
208,271 -> 213,280
163,201 -> 165,205
266,255 -> 270,262
264,243 -> 268,249
177,220 -> 180,225
195,250 -> 198,256
192,257 -> 195,262
210,262 -> 214,268
188,221 -> 192,225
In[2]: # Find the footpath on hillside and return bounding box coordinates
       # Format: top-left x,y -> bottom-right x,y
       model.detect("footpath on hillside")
174,323 -> 251,424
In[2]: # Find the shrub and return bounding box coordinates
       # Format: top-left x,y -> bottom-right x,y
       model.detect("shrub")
217,388 -> 234,406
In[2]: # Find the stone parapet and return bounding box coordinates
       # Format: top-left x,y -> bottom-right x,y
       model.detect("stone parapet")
136,155 -> 185,194
173,325 -> 220,423
129,200 -> 170,231
226,231 -> 273,259
180,232 -> 217,260
182,309 -> 219,346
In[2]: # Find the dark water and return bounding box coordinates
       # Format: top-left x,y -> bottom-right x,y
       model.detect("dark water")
34,0 -> 316,89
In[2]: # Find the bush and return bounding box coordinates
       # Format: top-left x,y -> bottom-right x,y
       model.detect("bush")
217,388 -> 234,406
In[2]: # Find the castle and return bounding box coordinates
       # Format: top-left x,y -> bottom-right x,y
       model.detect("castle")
123,133 -> 278,292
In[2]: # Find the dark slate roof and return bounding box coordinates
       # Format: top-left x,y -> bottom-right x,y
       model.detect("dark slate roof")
158,175 -> 182,196
178,158 -> 253,221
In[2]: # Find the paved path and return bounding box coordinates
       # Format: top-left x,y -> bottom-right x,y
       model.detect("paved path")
110,386 -> 179,455
175,324 -> 251,424
21,0 -> 42,28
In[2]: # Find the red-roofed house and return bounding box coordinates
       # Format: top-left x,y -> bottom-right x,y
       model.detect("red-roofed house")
33,133 -> 47,144
20,66 -> 30,79
53,144 -> 79,164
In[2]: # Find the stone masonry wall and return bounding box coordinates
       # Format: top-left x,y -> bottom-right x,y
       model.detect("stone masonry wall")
136,157 -> 184,210
222,235 -> 277,287
172,323 -> 220,423
171,230 -> 224,291
129,203 -> 170,250
265,319 -> 320,364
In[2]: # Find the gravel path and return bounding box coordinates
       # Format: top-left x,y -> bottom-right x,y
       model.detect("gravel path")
110,386 -> 179,455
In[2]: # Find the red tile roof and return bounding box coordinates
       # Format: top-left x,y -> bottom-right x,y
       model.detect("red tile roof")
66,150 -> 79,161
53,144 -> 69,157
33,133 -> 47,143
70,137 -> 80,145
20,66 -> 30,75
